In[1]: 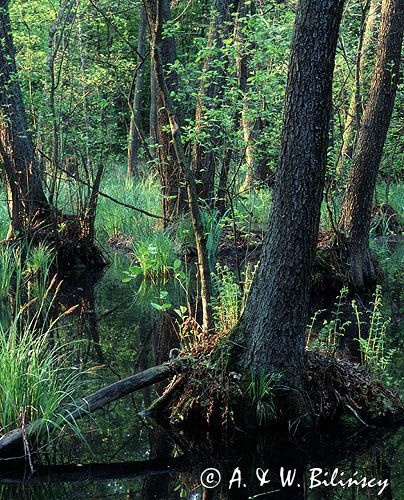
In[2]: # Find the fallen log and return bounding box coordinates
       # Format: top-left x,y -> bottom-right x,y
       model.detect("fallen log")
0,358 -> 185,459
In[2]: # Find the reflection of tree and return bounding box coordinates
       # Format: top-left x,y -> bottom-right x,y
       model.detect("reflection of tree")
0,426 -> 401,498
57,268 -> 106,365
142,426 -> 176,499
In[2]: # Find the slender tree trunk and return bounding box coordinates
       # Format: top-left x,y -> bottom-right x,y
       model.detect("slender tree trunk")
0,0 -> 49,235
192,0 -> 234,203
236,0 -> 256,191
145,0 -> 186,221
145,0 -> 214,333
150,61 -> 158,149
236,0 -> 345,415
339,0 -> 404,289
337,0 -> 380,174
128,6 -> 147,176
236,1 -> 271,190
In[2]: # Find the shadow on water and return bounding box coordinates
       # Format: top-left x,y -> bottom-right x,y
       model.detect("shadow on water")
0,249 -> 402,499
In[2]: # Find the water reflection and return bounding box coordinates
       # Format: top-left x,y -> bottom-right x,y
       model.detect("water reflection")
0,252 -> 402,499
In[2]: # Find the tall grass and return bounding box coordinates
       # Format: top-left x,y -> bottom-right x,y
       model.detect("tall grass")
0,200 -> 9,240
130,230 -> 179,281
0,280 -> 86,447
0,243 -> 87,449
212,263 -> 256,333
0,242 -> 54,306
97,172 -> 162,240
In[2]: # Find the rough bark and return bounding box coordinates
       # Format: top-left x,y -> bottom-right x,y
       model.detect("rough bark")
237,0 -> 345,414
128,5 -> 147,176
0,0 -> 48,235
150,61 -> 158,147
192,0 -> 235,203
339,0 -> 403,289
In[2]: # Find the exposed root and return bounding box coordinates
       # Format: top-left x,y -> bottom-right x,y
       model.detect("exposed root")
165,342 -> 403,430
304,351 -> 402,425
5,210 -> 108,269
371,203 -> 403,236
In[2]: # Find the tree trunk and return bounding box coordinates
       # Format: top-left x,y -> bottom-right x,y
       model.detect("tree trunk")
339,0 -> 403,289
337,0 -> 380,174
0,0 -> 105,268
150,61 -> 158,148
0,0 -> 49,235
145,0 -> 186,221
145,0 -> 214,333
236,0 -> 345,415
128,6 -> 147,176
192,0 -> 235,203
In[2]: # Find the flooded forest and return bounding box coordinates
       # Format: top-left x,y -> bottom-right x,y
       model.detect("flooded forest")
0,0 -> 403,498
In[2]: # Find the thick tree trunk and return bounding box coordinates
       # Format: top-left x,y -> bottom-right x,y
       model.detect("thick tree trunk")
145,0 -> 186,221
237,0 -> 344,415
128,6 -> 147,176
339,0 -> 403,289
0,0 -> 48,235
192,0 -> 234,203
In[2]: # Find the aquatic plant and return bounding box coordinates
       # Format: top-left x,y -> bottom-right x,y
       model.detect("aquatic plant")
307,286 -> 395,378
306,287 -> 350,355
0,280 -> 87,449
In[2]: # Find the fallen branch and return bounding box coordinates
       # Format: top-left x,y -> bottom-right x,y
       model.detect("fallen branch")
0,359 -> 185,458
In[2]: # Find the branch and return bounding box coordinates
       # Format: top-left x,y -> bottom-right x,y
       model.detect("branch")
0,359 -> 185,458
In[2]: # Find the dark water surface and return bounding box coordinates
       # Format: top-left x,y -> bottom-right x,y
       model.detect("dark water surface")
0,247 -> 402,499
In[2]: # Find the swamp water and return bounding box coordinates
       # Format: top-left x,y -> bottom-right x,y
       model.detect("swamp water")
0,245 -> 402,499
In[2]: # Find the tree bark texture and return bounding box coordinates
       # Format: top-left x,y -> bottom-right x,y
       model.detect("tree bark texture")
337,0 -> 380,174
128,5 -> 147,176
239,0 -> 345,409
339,0 -> 403,289
0,0 -> 48,235
145,0 -> 186,221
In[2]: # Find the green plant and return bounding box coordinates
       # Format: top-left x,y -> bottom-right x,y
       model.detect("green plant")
352,285 -> 394,375
201,209 -> 226,272
0,282 -> 87,448
212,264 -> 241,332
23,242 -> 55,300
247,369 -> 283,426
307,287 -> 350,355
128,232 -> 179,282
211,263 -> 257,333
0,242 -> 55,308
0,245 -> 19,302
0,201 -> 9,240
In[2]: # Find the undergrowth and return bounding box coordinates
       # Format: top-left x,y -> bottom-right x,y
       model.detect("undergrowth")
0,278 -> 87,447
